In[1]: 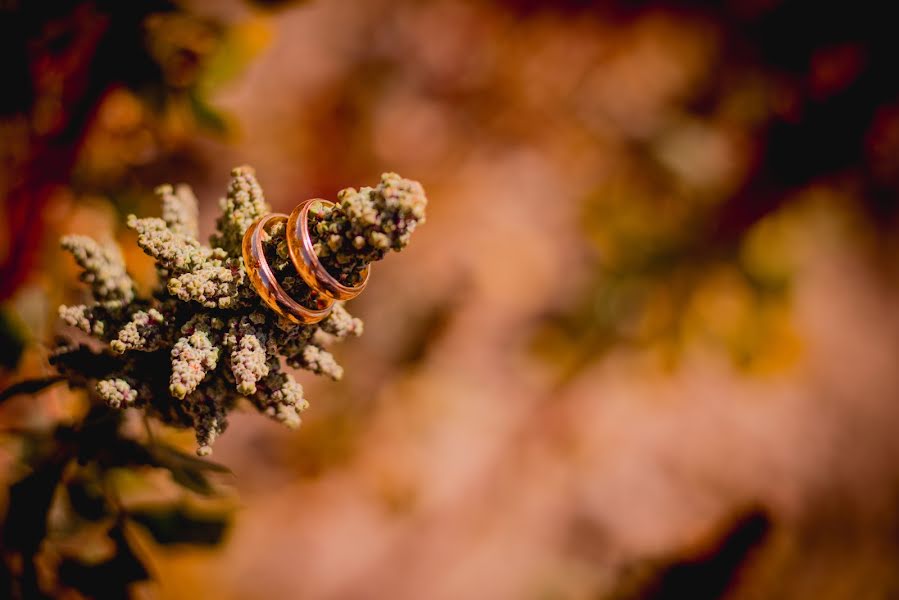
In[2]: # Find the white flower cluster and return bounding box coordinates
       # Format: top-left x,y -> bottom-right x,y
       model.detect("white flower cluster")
54,167 -> 426,455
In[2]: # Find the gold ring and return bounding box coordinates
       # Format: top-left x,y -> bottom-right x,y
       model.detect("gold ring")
286,199 -> 370,301
242,213 -> 334,324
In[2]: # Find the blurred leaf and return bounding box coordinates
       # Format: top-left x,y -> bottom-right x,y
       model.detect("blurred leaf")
1,450 -> 70,599
170,465 -> 215,496
128,506 -> 229,546
0,376 -> 65,404
198,16 -> 270,93
148,442 -> 231,495
151,443 -> 231,473
188,90 -> 229,135
54,519 -> 118,565
2,453 -> 68,553
71,410 -> 157,468
0,307 -> 27,370
67,478 -> 110,522
57,521 -> 150,599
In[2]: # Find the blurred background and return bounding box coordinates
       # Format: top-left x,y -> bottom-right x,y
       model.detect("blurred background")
3,0 -> 899,598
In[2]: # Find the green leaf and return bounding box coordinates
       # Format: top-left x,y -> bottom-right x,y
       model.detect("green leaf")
128,506 -> 229,546
0,376 -> 65,404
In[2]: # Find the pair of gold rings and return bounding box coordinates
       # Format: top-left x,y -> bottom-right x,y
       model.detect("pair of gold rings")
242,199 -> 370,324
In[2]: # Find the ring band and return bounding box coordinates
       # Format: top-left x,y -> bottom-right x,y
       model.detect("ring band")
286,199 -> 370,301
242,213 -> 334,324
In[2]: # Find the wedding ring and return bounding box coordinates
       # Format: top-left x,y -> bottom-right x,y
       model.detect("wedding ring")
242,213 -> 334,324
286,199 -> 370,301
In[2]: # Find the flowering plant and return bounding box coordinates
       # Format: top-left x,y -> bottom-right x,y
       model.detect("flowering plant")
53,167 -> 427,455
